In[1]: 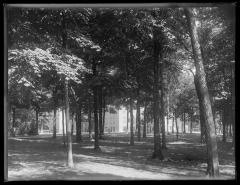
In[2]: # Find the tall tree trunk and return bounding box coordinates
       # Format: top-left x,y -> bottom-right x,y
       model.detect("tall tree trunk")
71,112 -> 74,136
130,96 -> 134,145
190,112 -> 193,134
229,122 -> 232,136
93,86 -> 99,149
166,94 -> 169,134
175,114 -> 179,140
127,105 -> 129,133
185,8 -> 219,177
35,109 -> 39,135
65,78 -> 74,167
231,63 -> 235,147
61,14 -> 73,167
12,106 -> 16,137
222,108 -> 226,142
136,90 -> 141,141
183,112 -> 186,134
76,103 -> 82,143
88,96 -> 92,139
53,107 -> 57,139
172,111 -> 175,134
143,101 -> 147,138
160,61 -> 167,149
195,76 -> 206,143
102,94 -> 106,136
62,107 -> 66,147
152,27 -> 164,159
98,86 -> 103,139
92,61 -> 100,150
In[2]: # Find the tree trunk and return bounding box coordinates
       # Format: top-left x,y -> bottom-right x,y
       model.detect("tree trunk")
195,76 -> 206,143
190,113 -> 193,134
185,8 -> 219,177
229,122 -> 232,137
76,103 -> 82,143
61,15 -> 73,167
102,94 -> 106,136
127,106 -> 129,133
231,63 -> 235,147
160,60 -> 167,149
166,95 -> 169,135
53,107 -> 57,139
71,112 -> 74,136
62,107 -> 66,147
172,111 -> 175,134
98,85 -> 103,139
183,112 -> 186,134
35,109 -> 39,135
143,101 -> 147,138
222,108 -> 226,142
175,117 -> 179,140
88,96 -> 92,139
92,61 -> 100,150
130,96 -> 134,145
12,106 -> 16,137
136,91 -> 141,141
175,114 -> 179,140
152,27 -> 164,160
65,78 -> 74,167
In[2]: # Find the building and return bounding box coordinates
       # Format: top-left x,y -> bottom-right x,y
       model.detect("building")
38,106 -> 137,135
38,106 -> 200,135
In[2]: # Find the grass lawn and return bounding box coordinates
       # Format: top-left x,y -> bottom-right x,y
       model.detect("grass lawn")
7,133 -> 235,180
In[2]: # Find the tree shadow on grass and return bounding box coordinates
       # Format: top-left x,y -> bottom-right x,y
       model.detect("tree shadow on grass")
8,133 -> 235,180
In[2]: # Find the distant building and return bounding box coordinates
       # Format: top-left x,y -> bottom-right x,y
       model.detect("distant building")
38,106 -> 137,135
37,106 -> 201,135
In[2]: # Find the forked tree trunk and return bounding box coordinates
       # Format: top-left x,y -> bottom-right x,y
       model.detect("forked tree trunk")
185,8 -> 219,177
130,96 -> 134,146
152,27 -> 164,160
65,78 -> 74,167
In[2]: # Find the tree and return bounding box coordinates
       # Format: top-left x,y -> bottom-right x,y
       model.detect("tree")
76,103 -> 82,143
129,97 -> 134,145
184,7 -> 219,177
65,79 -> 74,167
151,26 -> 164,160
